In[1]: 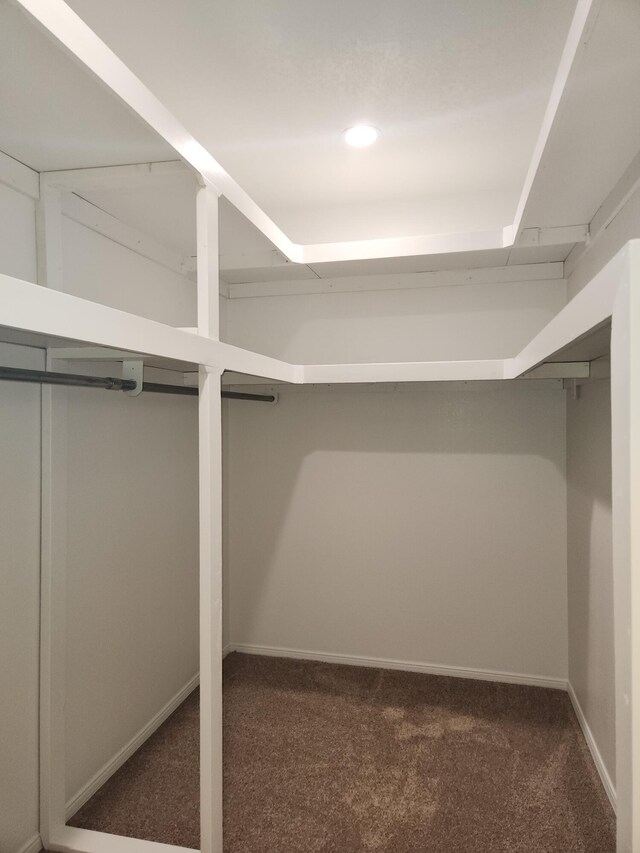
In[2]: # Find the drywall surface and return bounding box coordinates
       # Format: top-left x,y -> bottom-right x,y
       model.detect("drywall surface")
567,186 -> 640,300
225,278 -> 566,364
0,343 -> 43,853
0,182 -> 37,283
226,381 -> 568,681
567,378 -> 615,786
0,174 -> 42,853
63,380 -> 199,803
62,217 -> 197,326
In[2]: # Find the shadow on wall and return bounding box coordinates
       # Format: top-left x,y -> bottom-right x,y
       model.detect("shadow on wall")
223,380 -> 569,677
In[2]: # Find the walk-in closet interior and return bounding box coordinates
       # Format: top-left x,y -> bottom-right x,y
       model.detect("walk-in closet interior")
1,1 -> 640,852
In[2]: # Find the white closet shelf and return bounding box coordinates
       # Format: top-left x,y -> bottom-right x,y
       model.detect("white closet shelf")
0,273 -> 298,383
507,246 -> 625,378
0,241 -> 635,388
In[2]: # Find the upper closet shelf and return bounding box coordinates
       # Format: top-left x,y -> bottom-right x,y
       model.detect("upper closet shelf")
0,273 -> 298,383
0,241 -> 635,386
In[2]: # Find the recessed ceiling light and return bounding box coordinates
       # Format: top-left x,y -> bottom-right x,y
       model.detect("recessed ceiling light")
344,125 -> 379,147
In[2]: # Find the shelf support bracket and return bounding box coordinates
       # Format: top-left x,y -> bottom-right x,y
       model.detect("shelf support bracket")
122,360 -> 143,396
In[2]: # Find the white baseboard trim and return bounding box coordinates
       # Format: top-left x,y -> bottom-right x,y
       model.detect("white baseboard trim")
65,673 -> 199,820
228,643 -> 567,691
567,682 -> 616,812
15,833 -> 42,853
222,642 -> 234,659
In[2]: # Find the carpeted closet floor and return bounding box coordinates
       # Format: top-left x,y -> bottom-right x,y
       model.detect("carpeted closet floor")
69,653 -> 615,852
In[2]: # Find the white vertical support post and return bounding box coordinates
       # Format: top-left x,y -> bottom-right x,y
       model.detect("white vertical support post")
611,243 -> 640,853
199,365 -> 223,853
36,179 -> 64,291
197,183 -> 223,853
197,183 -> 220,340
37,170 -> 67,848
39,354 -> 68,849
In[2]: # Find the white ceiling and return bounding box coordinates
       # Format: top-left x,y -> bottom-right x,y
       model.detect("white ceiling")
520,0 -> 640,230
4,0 -> 638,279
63,0 -> 577,245
0,3 -> 174,171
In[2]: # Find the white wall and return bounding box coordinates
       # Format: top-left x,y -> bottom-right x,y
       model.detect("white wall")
59,210 -> 201,803
58,208 -> 215,808
62,375 -> 199,802
0,181 -> 37,284
223,273 -> 570,680
0,160 -> 201,852
0,174 -> 42,853
58,205 -> 199,808
62,216 -> 197,326
566,377 -> 616,789
59,201 -> 202,805
0,342 -> 44,853
225,277 -> 567,363
56,206 -> 198,800
225,381 -> 568,681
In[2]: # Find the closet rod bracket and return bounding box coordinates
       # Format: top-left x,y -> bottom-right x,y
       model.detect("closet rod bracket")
123,360 -> 143,397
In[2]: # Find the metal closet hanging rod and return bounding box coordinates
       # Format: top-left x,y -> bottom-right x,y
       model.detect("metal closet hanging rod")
0,366 -> 276,403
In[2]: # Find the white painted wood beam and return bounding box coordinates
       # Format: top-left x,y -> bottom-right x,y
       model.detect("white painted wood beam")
510,0 -> 602,242
43,160 -> 194,192
62,193 -> 193,279
227,263 -> 564,300
196,186 -> 220,339
195,185 -> 222,853
39,355 -> 68,849
36,168 -> 67,851
610,240 -> 640,853
0,149 -> 40,199
198,367 -> 223,853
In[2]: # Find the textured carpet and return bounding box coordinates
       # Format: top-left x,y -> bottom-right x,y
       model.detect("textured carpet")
69,653 -> 615,852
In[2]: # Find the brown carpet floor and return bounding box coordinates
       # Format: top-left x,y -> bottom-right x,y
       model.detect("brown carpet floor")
69,653 -> 615,852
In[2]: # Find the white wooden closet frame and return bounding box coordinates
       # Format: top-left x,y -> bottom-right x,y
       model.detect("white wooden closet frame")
0,1 -> 638,853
